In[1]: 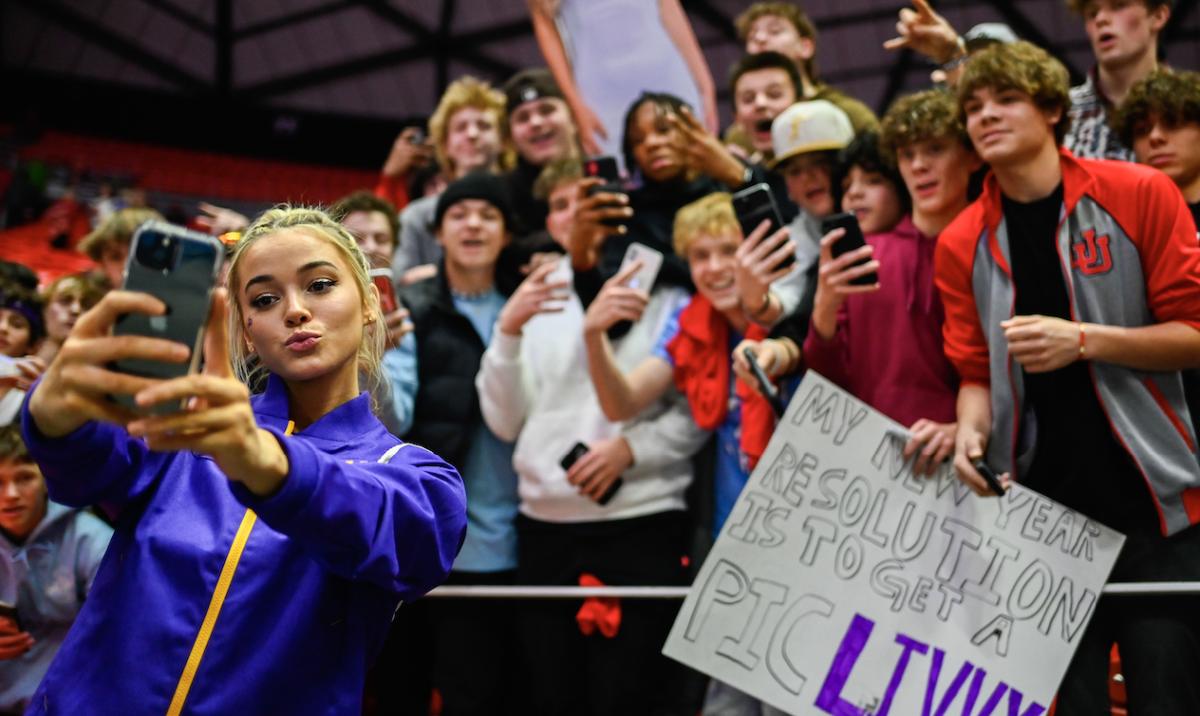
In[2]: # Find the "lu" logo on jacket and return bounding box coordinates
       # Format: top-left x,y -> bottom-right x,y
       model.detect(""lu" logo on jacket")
1071,229 -> 1113,276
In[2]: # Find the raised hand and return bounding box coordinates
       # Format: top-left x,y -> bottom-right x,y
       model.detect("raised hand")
126,289 -> 289,496
382,127 -> 435,178
736,220 -> 795,320
498,260 -> 571,336
666,106 -> 747,187
196,202 -> 250,236
582,260 -> 649,336
883,0 -> 963,64
811,228 -> 880,340
567,177 -> 631,270
27,291 -> 190,437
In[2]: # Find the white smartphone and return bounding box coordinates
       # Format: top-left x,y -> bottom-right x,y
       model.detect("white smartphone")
618,243 -> 663,292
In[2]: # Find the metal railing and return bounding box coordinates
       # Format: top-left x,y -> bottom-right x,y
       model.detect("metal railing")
426,582 -> 1200,599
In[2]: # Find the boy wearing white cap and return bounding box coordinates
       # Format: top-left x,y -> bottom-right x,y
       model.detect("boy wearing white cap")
767,99 -> 855,315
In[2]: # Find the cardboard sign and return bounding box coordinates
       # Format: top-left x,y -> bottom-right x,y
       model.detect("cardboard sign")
664,372 -> 1125,716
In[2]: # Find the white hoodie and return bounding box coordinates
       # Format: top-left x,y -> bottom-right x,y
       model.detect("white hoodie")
476,260 -> 708,523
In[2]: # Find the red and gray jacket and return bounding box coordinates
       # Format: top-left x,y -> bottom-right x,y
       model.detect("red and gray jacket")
936,148 -> 1200,537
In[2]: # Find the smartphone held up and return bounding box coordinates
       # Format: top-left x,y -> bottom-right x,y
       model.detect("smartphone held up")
732,183 -> 795,272
821,212 -> 877,286
112,221 -> 223,413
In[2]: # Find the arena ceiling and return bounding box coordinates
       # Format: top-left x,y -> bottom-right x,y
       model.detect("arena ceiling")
2,0 -> 1199,164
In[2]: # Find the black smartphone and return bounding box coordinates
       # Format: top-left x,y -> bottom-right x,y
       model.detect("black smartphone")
560,441 -> 623,505
113,221 -> 223,414
584,156 -> 625,229
741,346 -> 785,418
732,183 -> 794,271
972,459 -> 1007,497
820,212 -> 876,286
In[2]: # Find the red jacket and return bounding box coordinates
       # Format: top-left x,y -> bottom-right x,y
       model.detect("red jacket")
935,148 -> 1200,536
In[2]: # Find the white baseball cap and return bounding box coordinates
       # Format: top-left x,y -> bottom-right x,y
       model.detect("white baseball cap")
770,100 -> 855,169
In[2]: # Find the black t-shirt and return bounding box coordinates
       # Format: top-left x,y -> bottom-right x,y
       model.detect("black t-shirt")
1002,184 -> 1158,535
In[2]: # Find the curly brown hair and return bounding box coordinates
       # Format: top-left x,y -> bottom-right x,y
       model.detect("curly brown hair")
880,89 -> 968,160
956,41 -> 1072,145
1113,69 -> 1200,147
735,2 -> 819,82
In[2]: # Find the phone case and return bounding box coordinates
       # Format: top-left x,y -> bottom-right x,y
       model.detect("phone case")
821,212 -> 876,286
619,243 -> 664,292
370,267 -> 398,314
112,222 -> 223,413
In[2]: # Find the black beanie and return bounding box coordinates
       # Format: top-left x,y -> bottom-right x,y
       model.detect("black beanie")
435,172 -> 513,230
502,68 -> 564,116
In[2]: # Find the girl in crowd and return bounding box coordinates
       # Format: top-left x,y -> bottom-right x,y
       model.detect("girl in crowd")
0,281 -> 45,425
20,207 -> 466,714
571,92 -> 772,314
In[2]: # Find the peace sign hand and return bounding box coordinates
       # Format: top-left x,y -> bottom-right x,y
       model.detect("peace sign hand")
665,106 -> 747,188
883,0 -> 962,64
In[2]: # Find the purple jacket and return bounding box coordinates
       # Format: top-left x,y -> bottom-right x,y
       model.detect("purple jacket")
20,375 -> 466,715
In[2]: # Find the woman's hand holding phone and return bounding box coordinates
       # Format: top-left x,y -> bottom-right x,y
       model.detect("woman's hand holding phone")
126,289 -> 289,497
811,228 -> 880,340
28,291 -> 191,438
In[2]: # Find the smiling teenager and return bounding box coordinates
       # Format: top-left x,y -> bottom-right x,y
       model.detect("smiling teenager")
20,207 -> 467,715
0,424 -> 112,714
937,41 -> 1200,713
394,76 -> 511,286
395,172 -> 527,714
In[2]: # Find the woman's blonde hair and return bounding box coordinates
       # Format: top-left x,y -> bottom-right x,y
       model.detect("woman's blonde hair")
225,206 -> 386,407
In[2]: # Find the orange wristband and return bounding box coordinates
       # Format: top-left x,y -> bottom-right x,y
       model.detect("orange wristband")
1078,322 -> 1087,360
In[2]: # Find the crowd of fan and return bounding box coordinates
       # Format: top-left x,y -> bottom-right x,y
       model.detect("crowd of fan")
3,1 -> 1199,714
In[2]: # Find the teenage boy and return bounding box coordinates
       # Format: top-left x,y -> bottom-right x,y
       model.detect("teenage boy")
0,425 -> 112,713
937,41 -> 1200,713
727,51 -> 803,164
396,172 -> 522,716
735,2 -> 878,137
477,160 -> 707,715
395,76 -> 510,285
802,88 -> 982,473
1115,68 -> 1200,224
501,69 -> 582,239
579,193 -> 794,714
1065,0 -> 1172,160
767,99 -> 854,316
